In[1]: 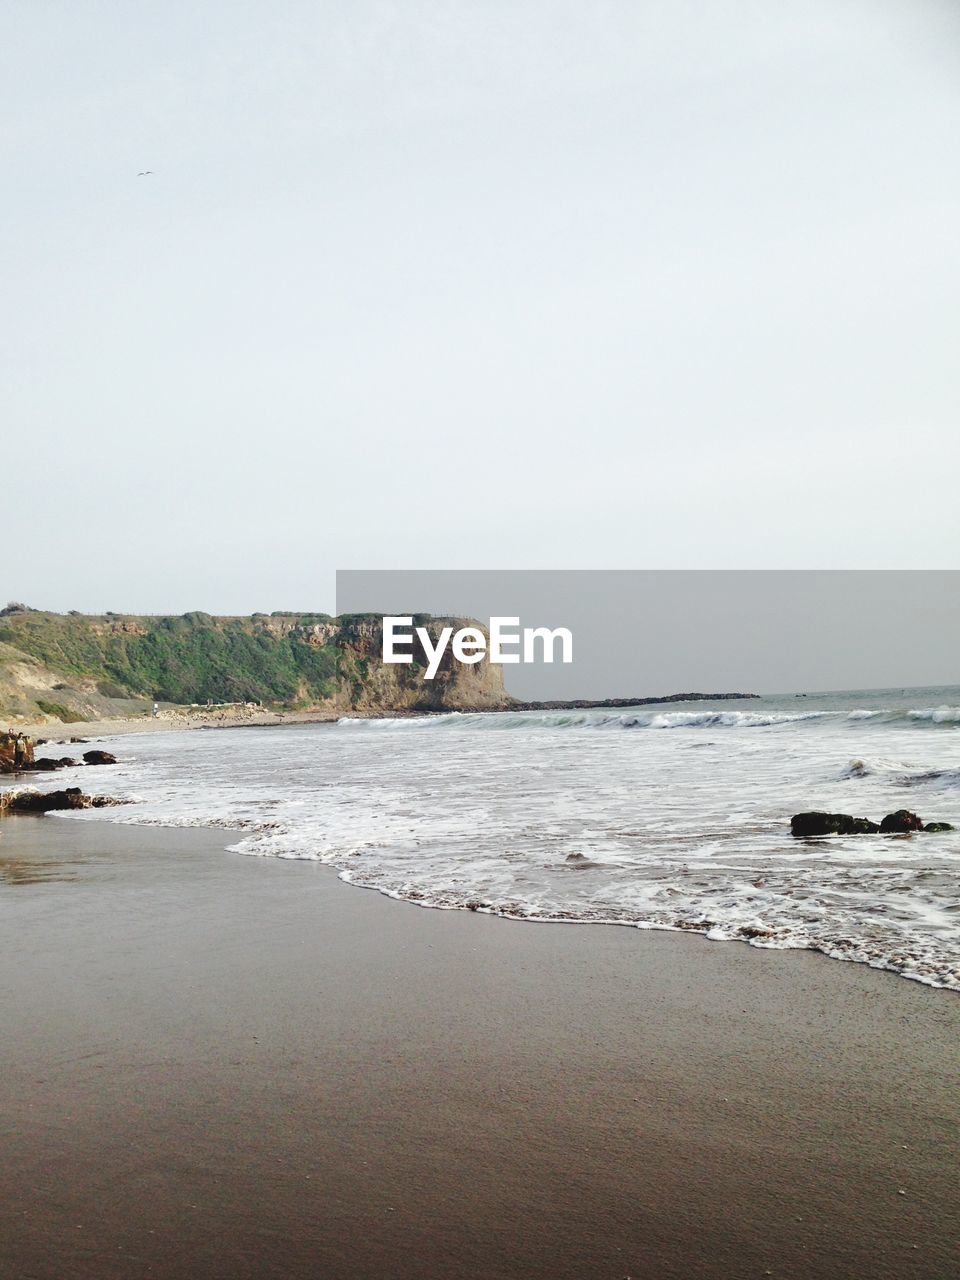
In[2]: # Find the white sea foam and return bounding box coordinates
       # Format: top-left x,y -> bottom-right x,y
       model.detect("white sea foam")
908,705 -> 960,723
28,688 -> 960,991
340,704 -> 960,731
340,708 -> 832,730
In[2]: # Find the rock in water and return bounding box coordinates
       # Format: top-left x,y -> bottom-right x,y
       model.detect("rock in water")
923,822 -> 955,832
791,812 -> 879,837
82,750 -> 117,766
879,810 -> 924,833
1,788 -> 125,814
4,787 -> 91,812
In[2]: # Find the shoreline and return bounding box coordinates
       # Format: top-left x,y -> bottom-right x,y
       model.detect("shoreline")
3,704 -> 342,739
6,796 -> 957,993
2,817 -> 958,1279
3,692 -> 762,741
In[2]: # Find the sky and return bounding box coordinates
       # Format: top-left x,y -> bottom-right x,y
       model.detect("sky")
3,0 -> 958,615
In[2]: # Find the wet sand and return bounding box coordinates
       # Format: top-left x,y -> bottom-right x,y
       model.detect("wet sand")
0,818 -> 957,1280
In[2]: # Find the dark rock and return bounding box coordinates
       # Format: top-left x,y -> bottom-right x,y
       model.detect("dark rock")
2,787 -> 127,814
791,812 -> 878,837
29,757 -> 66,771
848,817 -> 881,833
923,822 -> 955,833
83,750 -> 117,765
4,788 -> 92,812
879,810 -> 924,833
58,757 -> 80,768
70,737 -> 89,744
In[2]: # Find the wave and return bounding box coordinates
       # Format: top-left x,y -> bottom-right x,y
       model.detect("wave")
337,705 -> 960,732
908,705 -> 960,723
846,705 -> 960,725
43,716 -> 960,994
841,758 -> 960,788
224,828 -> 960,991
337,709 -> 833,731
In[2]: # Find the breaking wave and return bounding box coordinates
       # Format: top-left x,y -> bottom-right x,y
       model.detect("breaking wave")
338,704 -> 960,731
841,758 -> 960,789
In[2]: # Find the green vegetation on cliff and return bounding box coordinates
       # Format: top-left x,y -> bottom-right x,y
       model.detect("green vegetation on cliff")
0,610 -> 339,710
0,608 -> 511,722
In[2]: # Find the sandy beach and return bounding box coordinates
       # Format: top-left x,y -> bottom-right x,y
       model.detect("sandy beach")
1,816 -> 957,1280
4,705 -> 342,740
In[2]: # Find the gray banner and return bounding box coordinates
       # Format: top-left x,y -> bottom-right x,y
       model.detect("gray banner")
336,570 -> 960,699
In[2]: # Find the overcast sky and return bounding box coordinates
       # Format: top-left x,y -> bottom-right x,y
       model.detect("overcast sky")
3,1 -> 958,615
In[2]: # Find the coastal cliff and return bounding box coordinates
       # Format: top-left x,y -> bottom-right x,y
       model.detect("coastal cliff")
0,607 -> 511,725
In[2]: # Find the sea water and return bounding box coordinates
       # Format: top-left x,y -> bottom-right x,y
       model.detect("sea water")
30,685 -> 960,989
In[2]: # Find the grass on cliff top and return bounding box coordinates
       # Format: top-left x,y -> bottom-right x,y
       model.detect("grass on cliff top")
35,700 -> 87,723
0,611 -> 339,707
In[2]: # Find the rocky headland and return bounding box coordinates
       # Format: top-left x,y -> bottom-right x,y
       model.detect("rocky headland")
0,605 -> 759,734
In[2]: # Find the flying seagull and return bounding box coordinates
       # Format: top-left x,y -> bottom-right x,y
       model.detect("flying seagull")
137,170 -> 154,176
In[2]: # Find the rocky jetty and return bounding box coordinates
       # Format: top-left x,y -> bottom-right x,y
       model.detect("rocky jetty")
512,692 -> 760,711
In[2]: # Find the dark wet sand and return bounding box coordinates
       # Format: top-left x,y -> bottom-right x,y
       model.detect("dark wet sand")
0,817 -> 957,1280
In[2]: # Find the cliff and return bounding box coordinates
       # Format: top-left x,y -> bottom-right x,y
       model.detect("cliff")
0,608 -> 512,725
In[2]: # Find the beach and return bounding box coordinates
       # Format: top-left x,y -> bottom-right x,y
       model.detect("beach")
6,705 -> 341,740
1,816 -> 957,1280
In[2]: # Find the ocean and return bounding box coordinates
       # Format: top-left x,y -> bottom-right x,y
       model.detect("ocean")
32,685 -> 960,989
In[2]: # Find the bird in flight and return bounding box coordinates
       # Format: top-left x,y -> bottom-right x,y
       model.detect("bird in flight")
138,170 -> 154,176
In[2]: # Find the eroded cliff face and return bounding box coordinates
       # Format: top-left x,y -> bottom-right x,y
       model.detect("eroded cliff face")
334,617 -> 511,713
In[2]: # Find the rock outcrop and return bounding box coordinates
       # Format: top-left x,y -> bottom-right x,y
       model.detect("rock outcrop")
878,809 -> 925,833
0,787 -> 124,813
82,750 -> 117,765
792,809 -> 954,836
334,616 -> 511,714
791,812 -> 880,837
0,732 -> 34,773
